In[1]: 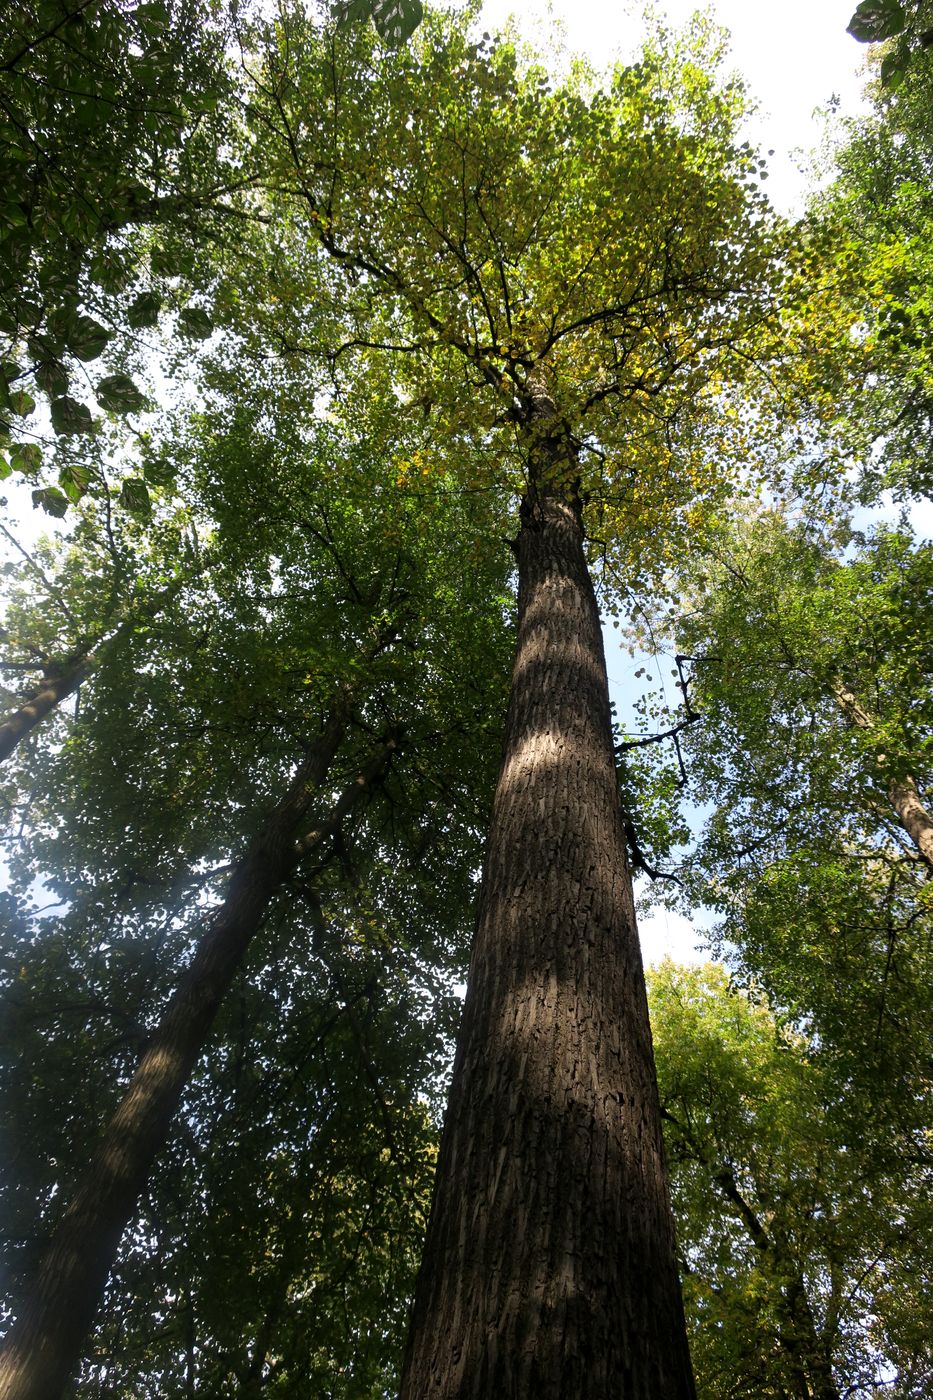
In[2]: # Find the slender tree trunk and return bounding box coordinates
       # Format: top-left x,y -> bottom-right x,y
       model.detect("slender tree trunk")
833,683 -> 933,869
0,717 -> 397,1400
400,397 -> 694,1399
0,570 -> 191,767
715,1170 -> 839,1400
885,776 -> 933,869
0,661 -> 90,763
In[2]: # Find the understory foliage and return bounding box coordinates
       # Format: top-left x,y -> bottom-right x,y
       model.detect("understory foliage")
0,2 -> 931,1397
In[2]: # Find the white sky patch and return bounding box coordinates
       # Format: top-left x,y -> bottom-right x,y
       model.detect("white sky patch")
637,900 -> 710,966
477,0 -> 871,216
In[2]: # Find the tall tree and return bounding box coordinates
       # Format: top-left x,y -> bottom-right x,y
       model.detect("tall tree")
0,0 -> 250,508
224,11 -> 781,1394
787,31 -> 933,502
630,510 -> 932,1292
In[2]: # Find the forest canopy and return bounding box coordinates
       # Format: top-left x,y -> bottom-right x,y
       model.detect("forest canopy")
0,3 -> 930,1398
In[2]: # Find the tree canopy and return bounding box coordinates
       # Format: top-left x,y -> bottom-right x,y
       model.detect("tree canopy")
0,3 -> 931,1397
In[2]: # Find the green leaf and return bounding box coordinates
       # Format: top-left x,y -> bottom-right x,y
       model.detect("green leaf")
10,442 -> 42,475
90,249 -> 136,294
32,486 -> 69,518
36,360 -> 69,397
0,456 -> 11,481
121,476 -> 151,515
9,390 -> 35,417
50,396 -> 94,435
59,462 -> 92,503
178,307 -> 214,340
370,0 -> 423,44
847,0 -> 906,42
880,52 -> 907,86
0,201 -> 28,230
96,374 -> 146,413
134,2 -> 171,35
127,291 -> 162,329
143,455 -> 176,487
66,315 -> 110,362
335,0 -> 373,27
150,245 -> 181,278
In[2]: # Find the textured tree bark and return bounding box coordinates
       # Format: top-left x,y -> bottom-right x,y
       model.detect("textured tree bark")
400,397 -> 695,1399
0,660 -> 90,764
886,775 -> 933,869
0,717 -> 397,1400
833,682 -> 933,869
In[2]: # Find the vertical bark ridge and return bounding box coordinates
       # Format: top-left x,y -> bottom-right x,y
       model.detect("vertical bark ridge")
401,423 -> 695,1398
0,715 -> 399,1400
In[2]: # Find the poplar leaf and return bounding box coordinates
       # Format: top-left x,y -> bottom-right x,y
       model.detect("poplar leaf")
32,486 -> 69,517
66,315 -> 110,362
121,476 -> 151,515
178,307 -> 213,339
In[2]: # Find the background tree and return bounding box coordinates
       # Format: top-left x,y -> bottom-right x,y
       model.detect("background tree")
0,372 -> 514,1396
791,30 -> 933,500
650,960 -> 933,1399
0,0 -> 252,507
620,504 -> 933,1394
848,0 -> 933,89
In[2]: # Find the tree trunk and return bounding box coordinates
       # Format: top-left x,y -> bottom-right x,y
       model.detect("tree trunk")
0,661 -> 90,763
0,570 -> 191,767
833,682 -> 933,869
886,775 -> 933,869
400,400 -> 695,1399
0,717 -> 396,1400
715,1169 -> 839,1400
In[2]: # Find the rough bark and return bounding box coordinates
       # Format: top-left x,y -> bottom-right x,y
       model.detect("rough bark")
886,775 -> 933,869
400,397 -> 694,1399
0,717 -> 397,1400
833,682 -> 933,869
0,660 -> 90,764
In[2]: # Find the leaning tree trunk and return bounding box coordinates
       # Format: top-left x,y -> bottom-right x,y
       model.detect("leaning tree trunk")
714,1168 -> 840,1400
834,682 -> 933,869
0,660 -> 90,763
0,570 -> 191,768
0,716 -> 396,1400
400,403 -> 695,1399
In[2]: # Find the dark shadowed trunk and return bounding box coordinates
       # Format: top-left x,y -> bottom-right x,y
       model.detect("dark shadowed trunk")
400,391 -> 695,1399
0,715 -> 398,1400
